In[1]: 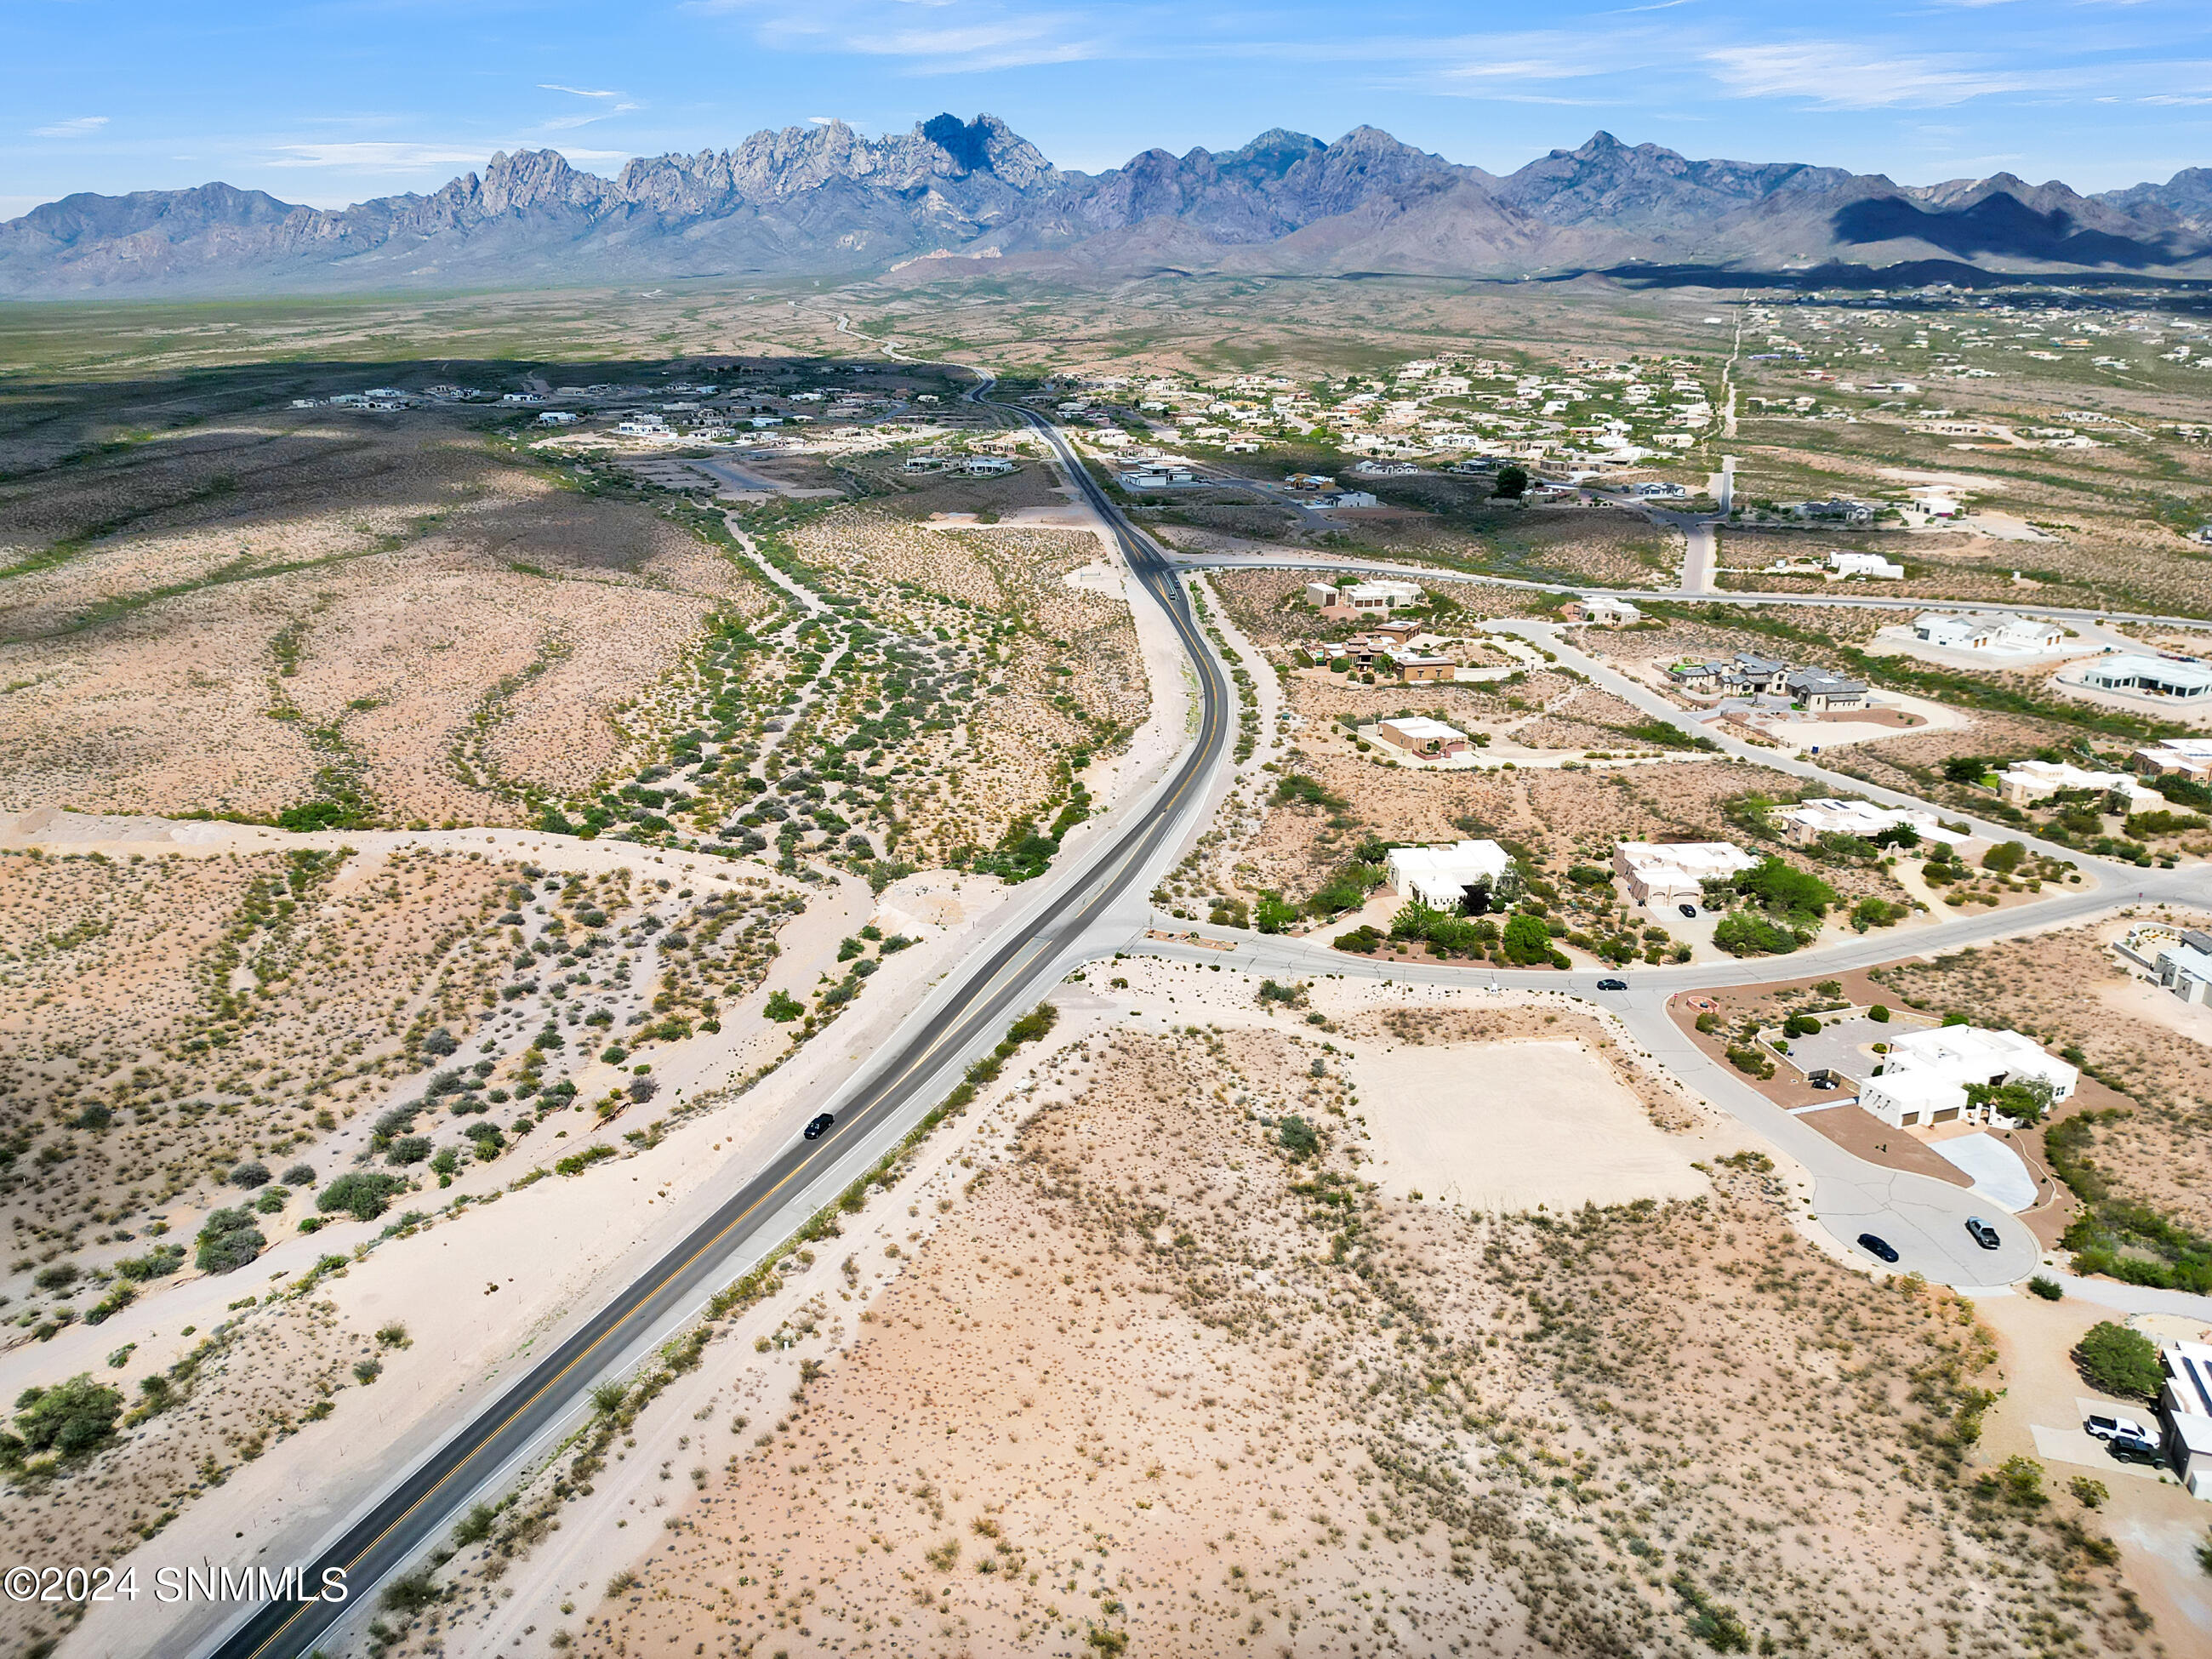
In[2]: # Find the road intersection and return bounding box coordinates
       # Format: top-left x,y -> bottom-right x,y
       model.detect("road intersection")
200,376 -> 2212,1657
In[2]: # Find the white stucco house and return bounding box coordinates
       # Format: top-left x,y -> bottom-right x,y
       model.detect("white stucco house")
1859,1025 -> 2078,1128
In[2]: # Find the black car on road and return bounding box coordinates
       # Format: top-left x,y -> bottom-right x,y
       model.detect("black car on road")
1595,978 -> 1628,991
804,1113 -> 835,1140
1678,904 -> 1698,919
1857,1233 -> 1900,1264
2108,1434 -> 2161,1466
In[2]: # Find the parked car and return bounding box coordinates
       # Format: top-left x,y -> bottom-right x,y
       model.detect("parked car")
1595,978 -> 1628,991
1678,904 -> 1698,919
804,1112 -> 835,1140
1856,1233 -> 1900,1264
1964,1216 -> 2001,1250
2108,1434 -> 2161,1466
2086,1413 -> 2158,1447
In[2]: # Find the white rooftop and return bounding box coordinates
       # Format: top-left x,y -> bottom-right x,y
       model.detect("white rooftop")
1379,715 -> 1465,742
1387,841 -> 1512,909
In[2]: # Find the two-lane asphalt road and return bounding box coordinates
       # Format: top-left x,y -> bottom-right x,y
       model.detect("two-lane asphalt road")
200,385 -> 1232,1659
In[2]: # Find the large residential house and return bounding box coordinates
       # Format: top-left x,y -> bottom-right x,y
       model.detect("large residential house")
2134,738 -> 2212,780
2078,653 -> 2212,702
1562,595 -> 1644,624
1859,1025 -> 2079,1129
1996,761 -> 2160,809
1307,580 -> 1425,619
1670,653 -> 1790,696
1669,653 -> 1866,710
1913,611 -> 2066,653
1784,669 -> 1871,713
1387,840 -> 1514,913
1612,841 -> 1758,907
1781,798 -> 1966,847
1390,652 -> 1456,685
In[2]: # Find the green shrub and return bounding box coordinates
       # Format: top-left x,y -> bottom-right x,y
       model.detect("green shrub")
1734,856 -> 1837,920
1725,1046 -> 1776,1080
1782,1014 -> 1821,1038
386,1135 -> 434,1166
195,1208 -> 265,1274
116,1243 -> 185,1282
1867,1004 -> 1890,1023
764,989 -> 805,1022
2072,1320 -> 2162,1400
1713,913 -> 1804,957
1981,840 -> 2027,874
2,1373 -> 124,1466
1851,896 -> 1907,932
2028,1274 -> 2063,1300
318,1171 -> 408,1222
1277,1115 -> 1320,1159
1501,913 -> 1556,966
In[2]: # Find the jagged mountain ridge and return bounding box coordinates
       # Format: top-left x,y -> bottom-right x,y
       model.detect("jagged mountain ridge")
3,114 -> 2206,295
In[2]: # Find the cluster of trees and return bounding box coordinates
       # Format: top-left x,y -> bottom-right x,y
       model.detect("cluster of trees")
1711,857 -> 1839,958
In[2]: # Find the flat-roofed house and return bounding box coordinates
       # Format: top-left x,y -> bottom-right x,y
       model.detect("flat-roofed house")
1859,1025 -> 2078,1129
1997,761 -> 2158,808
2157,1341 -> 2212,1499
1390,651 -> 1456,685
1780,798 -> 1966,847
1611,841 -> 1757,907
2134,738 -> 2212,779
1386,840 -> 1513,913
1375,715 -> 1468,759
2081,653 -> 2212,701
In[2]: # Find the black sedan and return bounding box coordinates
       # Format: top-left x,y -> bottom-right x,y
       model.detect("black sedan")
1856,1233 -> 1900,1264
804,1112 -> 835,1140
1678,903 -> 1698,919
1595,978 -> 1628,991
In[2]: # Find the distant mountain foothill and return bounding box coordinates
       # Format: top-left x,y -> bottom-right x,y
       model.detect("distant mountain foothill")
4,114 -> 2208,295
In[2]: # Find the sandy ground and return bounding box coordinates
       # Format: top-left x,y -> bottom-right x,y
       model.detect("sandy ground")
2100,978 -> 2212,1051
1350,1040 -> 1714,1211
493,966 -> 2153,1659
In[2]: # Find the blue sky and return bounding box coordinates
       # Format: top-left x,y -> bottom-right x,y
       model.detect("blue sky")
6,0 -> 2210,217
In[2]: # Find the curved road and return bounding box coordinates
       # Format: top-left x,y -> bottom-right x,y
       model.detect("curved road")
200,381 -> 1231,1659
203,357 -> 2212,1656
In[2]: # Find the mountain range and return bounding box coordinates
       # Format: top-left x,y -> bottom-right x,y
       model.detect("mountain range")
4,114 -> 2209,297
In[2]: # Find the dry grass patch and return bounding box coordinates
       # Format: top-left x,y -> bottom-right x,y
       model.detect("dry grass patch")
579,1020 -> 2150,1659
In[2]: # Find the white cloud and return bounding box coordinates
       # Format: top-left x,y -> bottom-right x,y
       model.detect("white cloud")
1702,43 -> 2038,108
539,84 -> 624,99
266,141 -> 498,170
32,116 -> 109,138
843,20 -> 1107,71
